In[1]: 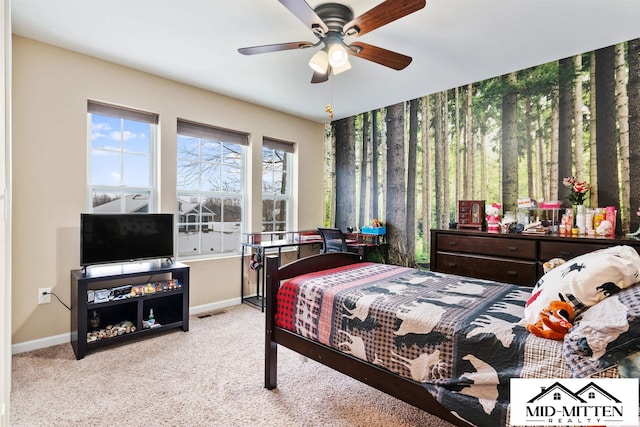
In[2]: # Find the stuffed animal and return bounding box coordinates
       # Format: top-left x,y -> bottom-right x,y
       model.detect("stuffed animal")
485,202 -> 502,233
543,257 -> 566,274
526,300 -> 575,340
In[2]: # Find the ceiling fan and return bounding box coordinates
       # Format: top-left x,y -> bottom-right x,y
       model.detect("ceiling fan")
238,0 -> 426,83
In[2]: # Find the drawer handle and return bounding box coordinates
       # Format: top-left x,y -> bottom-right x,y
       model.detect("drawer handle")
447,262 -> 457,267
507,271 -> 518,276
559,251 -> 571,256
448,241 -> 457,246
507,246 -> 517,252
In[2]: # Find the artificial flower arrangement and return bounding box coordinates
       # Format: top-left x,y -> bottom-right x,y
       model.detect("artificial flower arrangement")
562,176 -> 590,205
362,219 -> 386,235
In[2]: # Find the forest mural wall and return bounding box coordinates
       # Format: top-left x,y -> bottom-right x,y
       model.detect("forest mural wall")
325,38 -> 640,267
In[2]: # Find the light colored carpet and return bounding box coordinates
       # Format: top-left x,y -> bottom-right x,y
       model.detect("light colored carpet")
11,304 -> 456,427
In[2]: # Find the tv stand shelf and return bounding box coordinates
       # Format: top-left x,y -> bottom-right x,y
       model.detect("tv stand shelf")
71,261 -> 190,360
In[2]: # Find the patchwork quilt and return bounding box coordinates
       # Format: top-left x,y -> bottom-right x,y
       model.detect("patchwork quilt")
274,262 -> 619,427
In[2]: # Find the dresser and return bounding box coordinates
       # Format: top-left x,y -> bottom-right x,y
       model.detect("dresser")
430,229 -> 640,287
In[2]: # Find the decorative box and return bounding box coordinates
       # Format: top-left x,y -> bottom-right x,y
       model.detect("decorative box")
361,226 -> 386,235
457,200 -> 485,230
517,197 -> 535,208
539,201 -> 561,209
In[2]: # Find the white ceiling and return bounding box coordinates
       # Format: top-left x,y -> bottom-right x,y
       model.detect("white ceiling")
11,0 -> 640,123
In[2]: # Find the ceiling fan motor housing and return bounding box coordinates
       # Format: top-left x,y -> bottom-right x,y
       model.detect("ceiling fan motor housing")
314,3 -> 354,35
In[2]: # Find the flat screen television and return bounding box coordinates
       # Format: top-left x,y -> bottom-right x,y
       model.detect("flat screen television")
81,213 -> 174,267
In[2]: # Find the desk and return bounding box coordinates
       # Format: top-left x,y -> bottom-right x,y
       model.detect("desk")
241,231 -> 323,311
241,230 -> 388,311
346,232 -> 388,263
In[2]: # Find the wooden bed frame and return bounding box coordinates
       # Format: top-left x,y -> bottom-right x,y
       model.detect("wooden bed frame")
264,253 -> 474,427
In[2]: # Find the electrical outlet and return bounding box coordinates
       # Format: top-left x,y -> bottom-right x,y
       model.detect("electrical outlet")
38,287 -> 51,304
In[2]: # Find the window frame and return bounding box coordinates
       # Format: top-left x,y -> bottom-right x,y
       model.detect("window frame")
261,137 -> 294,233
86,100 -> 159,213
176,119 -> 248,259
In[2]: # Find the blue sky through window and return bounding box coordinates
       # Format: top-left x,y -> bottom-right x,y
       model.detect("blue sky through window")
91,114 -> 151,187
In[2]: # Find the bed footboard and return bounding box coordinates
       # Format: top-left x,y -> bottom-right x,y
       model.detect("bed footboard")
264,253 -> 361,389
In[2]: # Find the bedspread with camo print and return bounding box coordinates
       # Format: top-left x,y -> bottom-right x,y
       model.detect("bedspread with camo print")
274,262 -> 594,427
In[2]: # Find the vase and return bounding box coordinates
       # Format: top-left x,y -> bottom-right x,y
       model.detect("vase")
575,204 -> 585,234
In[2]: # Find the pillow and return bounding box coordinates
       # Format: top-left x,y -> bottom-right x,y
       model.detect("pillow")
524,245 -> 640,325
563,283 -> 640,377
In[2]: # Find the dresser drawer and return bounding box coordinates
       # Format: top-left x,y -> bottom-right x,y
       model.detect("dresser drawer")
435,253 -> 537,286
436,234 -> 536,260
539,241 -> 614,261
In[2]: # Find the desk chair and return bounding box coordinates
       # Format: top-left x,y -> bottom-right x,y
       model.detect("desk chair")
318,227 -> 351,253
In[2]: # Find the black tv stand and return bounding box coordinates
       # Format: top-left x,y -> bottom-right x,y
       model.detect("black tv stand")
70,261 -> 190,360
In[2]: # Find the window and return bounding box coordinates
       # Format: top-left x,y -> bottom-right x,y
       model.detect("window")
176,119 -> 248,257
87,101 -> 158,212
553,392 -> 561,400
262,138 -> 294,232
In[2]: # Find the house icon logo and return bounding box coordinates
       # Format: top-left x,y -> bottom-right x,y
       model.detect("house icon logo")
527,381 -> 621,406
510,378 -> 638,426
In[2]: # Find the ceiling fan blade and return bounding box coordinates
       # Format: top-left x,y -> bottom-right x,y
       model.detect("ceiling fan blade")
311,70 -> 329,84
279,0 -> 328,36
349,42 -> 412,70
238,41 -> 314,55
344,0 -> 426,37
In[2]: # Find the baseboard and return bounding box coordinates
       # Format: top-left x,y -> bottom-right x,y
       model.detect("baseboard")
12,298 -> 243,355
12,332 -> 70,355
189,297 -> 241,316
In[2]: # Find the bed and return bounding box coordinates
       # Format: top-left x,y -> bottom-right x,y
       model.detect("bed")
264,249 -> 640,427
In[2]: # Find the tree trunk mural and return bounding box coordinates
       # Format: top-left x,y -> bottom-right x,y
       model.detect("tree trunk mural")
525,96 -> 534,197
629,39 -> 640,233
558,57 -> 575,206
385,102 -> 408,266
465,84 -> 475,198
535,101 -> 547,200
421,95 -> 432,259
589,51 -> 599,208
615,43 -> 630,233
407,99 -> 418,266
454,87 -> 462,201
333,116 -> 356,230
371,109 -> 380,221
595,45 -> 621,235
359,112 -> 369,229
573,54 -> 585,181
550,87 -> 559,201
502,72 -> 518,211
434,92 -> 447,229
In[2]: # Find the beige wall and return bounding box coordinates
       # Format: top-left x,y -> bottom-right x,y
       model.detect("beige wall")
2,0 -> 10,422
11,35 -> 325,345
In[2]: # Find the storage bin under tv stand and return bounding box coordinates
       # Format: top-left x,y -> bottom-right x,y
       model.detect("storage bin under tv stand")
70,260 -> 190,360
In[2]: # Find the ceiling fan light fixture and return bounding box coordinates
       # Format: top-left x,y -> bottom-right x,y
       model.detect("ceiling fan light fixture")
328,43 -> 349,68
332,58 -> 351,75
308,49 -> 329,74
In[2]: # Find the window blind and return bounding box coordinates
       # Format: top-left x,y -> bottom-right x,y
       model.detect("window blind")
88,100 -> 159,124
263,137 -> 295,153
177,119 -> 249,146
